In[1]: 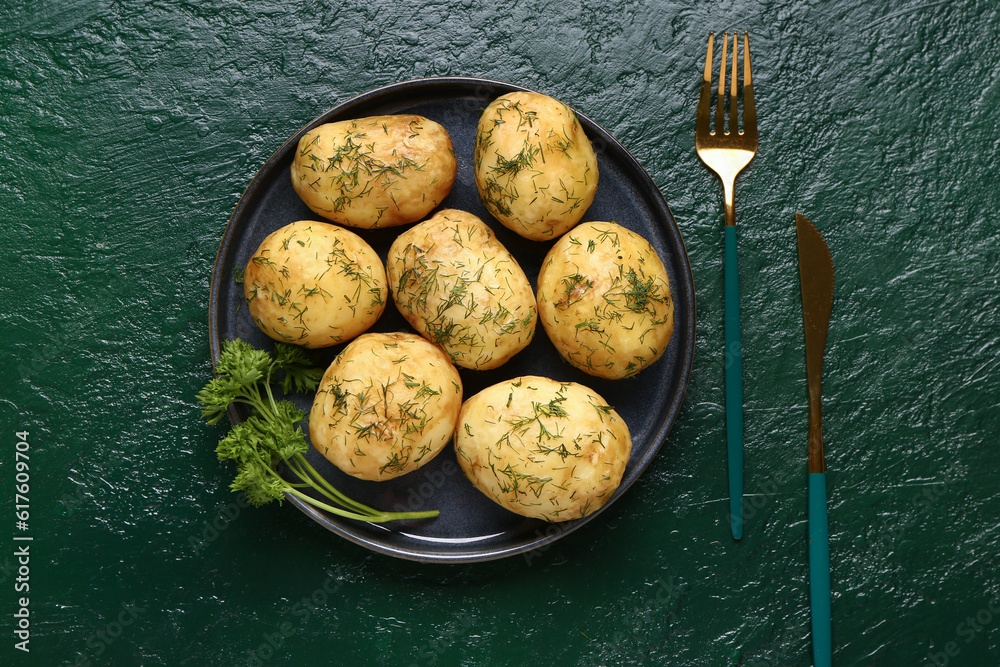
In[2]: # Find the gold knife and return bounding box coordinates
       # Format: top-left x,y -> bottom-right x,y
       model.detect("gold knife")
796,212 -> 834,667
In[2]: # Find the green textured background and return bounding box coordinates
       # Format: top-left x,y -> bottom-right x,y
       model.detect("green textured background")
2,0 -> 999,665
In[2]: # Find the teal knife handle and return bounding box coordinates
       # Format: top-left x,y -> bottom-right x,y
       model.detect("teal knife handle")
809,472 -> 832,667
724,225 -> 744,539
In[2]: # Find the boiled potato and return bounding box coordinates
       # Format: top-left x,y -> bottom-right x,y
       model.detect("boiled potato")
386,209 -> 537,370
243,220 -> 387,349
290,115 -> 457,229
309,333 -> 463,481
474,91 -> 598,241
455,376 -> 631,522
537,221 -> 674,379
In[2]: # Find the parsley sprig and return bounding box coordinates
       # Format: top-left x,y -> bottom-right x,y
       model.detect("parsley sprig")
197,339 -> 439,523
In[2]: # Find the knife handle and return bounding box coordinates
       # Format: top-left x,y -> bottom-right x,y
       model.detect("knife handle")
724,225 -> 744,540
809,472 -> 832,667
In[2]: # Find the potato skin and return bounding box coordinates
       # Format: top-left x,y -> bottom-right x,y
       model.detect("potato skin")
291,115 -> 457,229
386,209 -> 537,370
243,221 -> 387,349
309,333 -> 463,481
537,221 -> 674,379
455,376 -> 631,522
474,92 -> 598,241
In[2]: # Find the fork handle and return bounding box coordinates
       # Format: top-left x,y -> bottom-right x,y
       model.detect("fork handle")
724,179 -> 737,227
724,225 -> 744,540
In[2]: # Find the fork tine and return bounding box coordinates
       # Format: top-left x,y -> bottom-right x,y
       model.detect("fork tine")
716,32 -> 727,136
742,31 -> 758,143
696,32 -> 714,137
729,32 -> 739,135
743,31 -> 752,87
703,31 -> 715,85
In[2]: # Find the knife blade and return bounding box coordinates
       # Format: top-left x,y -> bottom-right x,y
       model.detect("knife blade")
796,212 -> 834,667
797,213 -> 834,473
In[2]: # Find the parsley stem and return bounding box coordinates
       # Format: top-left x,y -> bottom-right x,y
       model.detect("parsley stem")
283,456 -> 364,511
283,488 -> 387,522
290,455 -> 380,515
284,488 -> 437,522
262,375 -> 280,418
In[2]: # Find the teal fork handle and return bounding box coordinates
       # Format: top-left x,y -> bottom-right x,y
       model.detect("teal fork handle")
809,472 -> 832,667
724,225 -> 744,539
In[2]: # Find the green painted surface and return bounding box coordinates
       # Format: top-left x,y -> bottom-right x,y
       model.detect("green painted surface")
2,0 -> 999,665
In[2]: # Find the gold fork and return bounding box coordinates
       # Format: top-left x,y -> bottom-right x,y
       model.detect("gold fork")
695,31 -> 758,540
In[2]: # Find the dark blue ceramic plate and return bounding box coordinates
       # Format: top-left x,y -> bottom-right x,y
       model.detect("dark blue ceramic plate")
208,77 -> 695,562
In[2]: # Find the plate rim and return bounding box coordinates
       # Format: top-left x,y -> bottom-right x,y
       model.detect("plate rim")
207,75 -> 697,563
